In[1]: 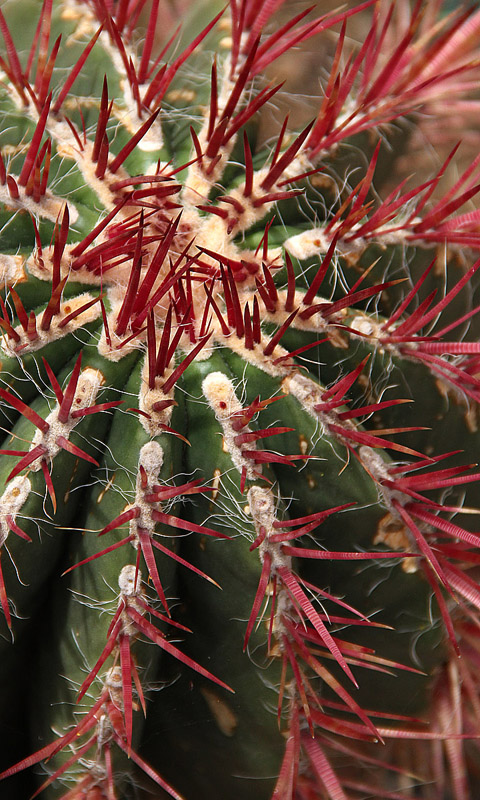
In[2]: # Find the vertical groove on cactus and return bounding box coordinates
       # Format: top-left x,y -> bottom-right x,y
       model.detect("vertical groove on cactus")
2,1 -> 480,797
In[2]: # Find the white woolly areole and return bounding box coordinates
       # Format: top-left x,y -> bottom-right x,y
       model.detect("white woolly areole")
248,485 -> 291,640
202,371 -> 242,418
202,371 -> 259,480
0,475 -> 31,545
0,254 -> 25,286
1,293 -> 101,356
248,485 -> 275,532
118,564 -> 142,596
30,367 -> 104,467
358,446 -> 406,510
105,665 -> 123,689
133,441 -> 164,543
248,485 -> 290,571
282,372 -> 326,437
139,441 -> 164,477
138,359 -> 175,436
0,181 -> 78,223
284,228 -> 331,260
350,315 -> 375,336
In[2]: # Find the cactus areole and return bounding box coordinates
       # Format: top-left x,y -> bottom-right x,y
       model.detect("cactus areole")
3,0 -> 480,797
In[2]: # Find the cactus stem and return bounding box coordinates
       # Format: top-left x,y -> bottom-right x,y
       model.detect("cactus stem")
4,1 -> 480,795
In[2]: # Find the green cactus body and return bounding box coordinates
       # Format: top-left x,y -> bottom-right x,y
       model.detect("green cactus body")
2,1 -> 480,798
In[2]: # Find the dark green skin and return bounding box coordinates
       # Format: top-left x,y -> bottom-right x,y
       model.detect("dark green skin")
142,349 -> 285,800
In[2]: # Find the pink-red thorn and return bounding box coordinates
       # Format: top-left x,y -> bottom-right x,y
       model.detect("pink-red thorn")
235,426 -> 294,447
251,296 -> 261,344
263,309 -> 298,357
284,252 -> 296,312
321,356 -> 369,404
6,175 -> 19,200
206,58 -> 218,141
149,538 -> 219,589
271,114 -> 290,170
153,305 -> 172,378
109,110 -> 159,174
139,529 -> 169,612
203,281 -> 231,336
252,188 -> 303,207
189,126 -> 203,165
392,499 -> 452,595
219,266 -> 242,335
56,435 -> 99,467
53,25 -> 103,113
255,277 -> 276,313
0,308 -> 20,342
301,234 -> 338,308
32,0 -> 52,91
242,449 -> 310,466
71,199 -> 128,259
25,1 -> 49,82
337,397 -> 413,421
329,422 -> 428,459
18,94 -> 51,186
262,120 -> 315,192
144,8 -> 225,110
272,338 -> 327,366
26,310 -> 38,342
205,117 -> 229,161
127,604 -> 233,694
36,34 -> 60,108
38,139 -> 51,198
224,82 -> 284,148
146,312 -> 157,390
62,114 -> 84,152
244,551 -> 272,650
226,37 -> 261,128
10,287 -> 29,333
243,303 -> 254,350
52,204 -> 69,284
0,385 -> 50,433
161,333 -> 212,394
0,8 -> 28,103
93,78 -> 112,162
40,459 -> 56,512
57,352 -> 81,423
151,507 -> 228,540
57,294 -> 101,329
141,63 -> 167,110
6,515 -> 31,542
0,151 -> 6,185
262,261 -> 278,303
316,279 -> 404,321
132,251 -> 194,330
115,212 -> 144,337
70,399 -> 123,419
95,132 -> 109,179
145,24 -> 181,85
6,444 -> 48,483
382,259 -> 437,332
280,564 -> 358,687
62,536 -> 135,578
137,0 -> 159,84
41,277 -> 67,334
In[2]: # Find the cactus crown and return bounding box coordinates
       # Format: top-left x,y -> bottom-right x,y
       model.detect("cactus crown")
2,1 -> 480,798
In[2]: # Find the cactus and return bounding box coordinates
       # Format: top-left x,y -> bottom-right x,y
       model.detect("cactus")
3,0 -> 480,797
